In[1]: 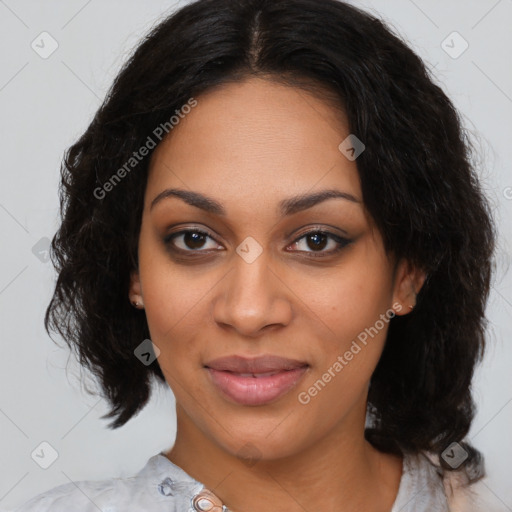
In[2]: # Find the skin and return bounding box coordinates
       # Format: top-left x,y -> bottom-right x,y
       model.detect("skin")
129,77 -> 425,512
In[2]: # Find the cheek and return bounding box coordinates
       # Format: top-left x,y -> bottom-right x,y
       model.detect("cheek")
292,243 -> 394,407
294,248 -> 393,347
143,275 -> 208,380
138,228 -> 210,337
137,246 -> 211,377
143,272 -> 207,341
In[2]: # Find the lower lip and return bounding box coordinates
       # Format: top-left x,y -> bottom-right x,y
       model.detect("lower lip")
206,367 -> 308,406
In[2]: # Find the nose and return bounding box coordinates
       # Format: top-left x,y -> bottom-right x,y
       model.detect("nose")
212,248 -> 293,338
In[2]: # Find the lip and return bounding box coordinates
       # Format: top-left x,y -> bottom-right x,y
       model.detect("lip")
204,355 -> 309,406
205,354 -> 308,373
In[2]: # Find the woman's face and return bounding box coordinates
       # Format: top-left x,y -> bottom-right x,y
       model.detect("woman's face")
131,77 -> 414,460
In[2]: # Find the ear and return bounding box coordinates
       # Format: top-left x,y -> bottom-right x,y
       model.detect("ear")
391,259 -> 426,316
129,270 -> 144,307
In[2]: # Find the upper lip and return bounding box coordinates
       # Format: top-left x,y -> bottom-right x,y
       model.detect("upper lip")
204,355 -> 308,373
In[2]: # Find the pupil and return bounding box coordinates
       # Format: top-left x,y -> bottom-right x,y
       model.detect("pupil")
307,233 -> 327,251
185,232 -> 205,249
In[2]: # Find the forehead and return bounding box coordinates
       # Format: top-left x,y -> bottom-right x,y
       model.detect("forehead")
146,77 -> 361,211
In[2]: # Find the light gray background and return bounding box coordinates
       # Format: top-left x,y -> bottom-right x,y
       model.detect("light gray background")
0,0 -> 511,510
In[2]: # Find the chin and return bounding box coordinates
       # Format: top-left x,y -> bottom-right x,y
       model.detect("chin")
211,419 -> 314,464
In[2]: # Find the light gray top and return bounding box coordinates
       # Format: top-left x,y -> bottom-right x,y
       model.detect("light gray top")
8,450 -> 505,512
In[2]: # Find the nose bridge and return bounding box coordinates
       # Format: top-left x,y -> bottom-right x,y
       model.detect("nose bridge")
213,242 -> 291,335
231,247 -> 270,300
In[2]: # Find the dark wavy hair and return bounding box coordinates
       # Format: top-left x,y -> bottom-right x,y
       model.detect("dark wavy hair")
44,0 -> 495,478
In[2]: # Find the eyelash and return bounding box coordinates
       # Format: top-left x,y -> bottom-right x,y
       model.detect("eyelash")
163,227 -> 352,258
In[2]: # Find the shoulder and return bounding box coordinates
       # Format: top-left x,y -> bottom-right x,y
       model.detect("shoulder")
393,450 -> 508,512
10,454 -> 205,512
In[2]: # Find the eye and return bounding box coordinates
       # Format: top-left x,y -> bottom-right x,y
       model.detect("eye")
288,229 -> 352,256
164,228 -> 222,253
164,227 -> 352,257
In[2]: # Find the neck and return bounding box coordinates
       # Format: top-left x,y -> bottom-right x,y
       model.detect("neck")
165,403 -> 403,512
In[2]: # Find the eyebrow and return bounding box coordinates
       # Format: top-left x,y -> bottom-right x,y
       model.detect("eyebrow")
149,187 -> 360,216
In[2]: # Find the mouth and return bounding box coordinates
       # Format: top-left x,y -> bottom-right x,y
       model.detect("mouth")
204,355 -> 309,406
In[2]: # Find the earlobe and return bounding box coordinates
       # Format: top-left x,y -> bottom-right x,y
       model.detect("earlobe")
129,270 -> 144,309
392,260 -> 426,316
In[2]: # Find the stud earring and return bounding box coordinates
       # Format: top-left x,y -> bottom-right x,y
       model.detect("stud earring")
131,298 -> 144,309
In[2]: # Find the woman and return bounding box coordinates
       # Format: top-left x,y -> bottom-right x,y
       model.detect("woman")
13,0 -> 500,510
